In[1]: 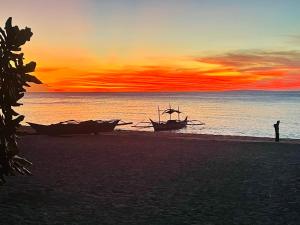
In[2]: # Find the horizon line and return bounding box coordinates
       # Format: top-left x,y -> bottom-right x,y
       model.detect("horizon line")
26,90 -> 300,93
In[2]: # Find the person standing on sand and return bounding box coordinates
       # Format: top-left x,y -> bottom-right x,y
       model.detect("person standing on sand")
274,120 -> 280,142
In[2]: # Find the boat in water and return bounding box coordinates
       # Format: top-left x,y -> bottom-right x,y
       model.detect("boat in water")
132,105 -> 204,132
150,117 -> 188,131
28,119 -> 131,135
150,106 -> 188,131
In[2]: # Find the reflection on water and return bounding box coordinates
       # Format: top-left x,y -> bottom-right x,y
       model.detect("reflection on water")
19,92 -> 300,139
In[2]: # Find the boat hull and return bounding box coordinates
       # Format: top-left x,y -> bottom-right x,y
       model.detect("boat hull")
28,120 -> 120,135
150,117 -> 188,131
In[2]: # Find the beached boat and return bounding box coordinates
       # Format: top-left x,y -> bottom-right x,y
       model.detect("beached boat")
28,119 -> 128,135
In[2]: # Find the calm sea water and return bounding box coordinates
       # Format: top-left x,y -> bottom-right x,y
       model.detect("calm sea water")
19,91 -> 300,139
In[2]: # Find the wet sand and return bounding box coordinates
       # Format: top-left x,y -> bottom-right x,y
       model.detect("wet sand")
0,131 -> 299,225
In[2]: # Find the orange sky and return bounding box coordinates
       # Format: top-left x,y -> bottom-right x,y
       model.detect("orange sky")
1,0 -> 300,92
31,50 -> 300,92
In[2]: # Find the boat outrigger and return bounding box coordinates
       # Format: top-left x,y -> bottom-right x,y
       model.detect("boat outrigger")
133,105 -> 205,132
28,119 -> 132,135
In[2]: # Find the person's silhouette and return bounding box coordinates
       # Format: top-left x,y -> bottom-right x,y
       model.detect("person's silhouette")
273,121 -> 280,142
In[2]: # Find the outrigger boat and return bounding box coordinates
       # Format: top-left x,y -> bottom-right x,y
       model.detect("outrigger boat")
133,105 -> 205,132
150,106 -> 188,131
28,119 -> 132,135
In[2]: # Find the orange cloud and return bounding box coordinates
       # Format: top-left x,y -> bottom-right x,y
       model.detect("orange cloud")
36,67 -> 66,73
31,50 -> 300,92
43,67 -> 265,92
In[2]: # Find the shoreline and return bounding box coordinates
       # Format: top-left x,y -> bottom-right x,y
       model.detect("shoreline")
19,125 -> 300,144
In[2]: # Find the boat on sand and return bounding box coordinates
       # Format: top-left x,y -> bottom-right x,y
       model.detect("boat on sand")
28,119 -> 131,135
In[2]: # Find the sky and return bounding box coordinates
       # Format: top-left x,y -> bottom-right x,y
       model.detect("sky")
1,0 -> 300,92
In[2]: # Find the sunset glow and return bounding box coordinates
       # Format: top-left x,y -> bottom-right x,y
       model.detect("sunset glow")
1,0 -> 300,92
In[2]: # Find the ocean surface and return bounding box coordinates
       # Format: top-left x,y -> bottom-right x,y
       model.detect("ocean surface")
19,91 -> 300,139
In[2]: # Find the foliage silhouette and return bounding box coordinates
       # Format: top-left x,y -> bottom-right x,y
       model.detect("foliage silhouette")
0,17 -> 41,185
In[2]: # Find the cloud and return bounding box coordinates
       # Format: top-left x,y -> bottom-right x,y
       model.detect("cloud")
193,50 -> 300,90
39,50 -> 300,92
36,67 -> 66,73
45,66 -> 267,92
196,50 -> 300,69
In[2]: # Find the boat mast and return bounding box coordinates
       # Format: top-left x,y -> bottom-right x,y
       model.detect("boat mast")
169,103 -> 171,120
158,106 -> 160,123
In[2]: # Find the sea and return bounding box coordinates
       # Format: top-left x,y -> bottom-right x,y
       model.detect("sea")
19,91 -> 300,139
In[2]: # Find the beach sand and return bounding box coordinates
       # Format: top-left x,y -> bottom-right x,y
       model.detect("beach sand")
0,131 -> 299,225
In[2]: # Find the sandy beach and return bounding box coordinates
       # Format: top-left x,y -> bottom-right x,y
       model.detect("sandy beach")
0,131 -> 299,225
